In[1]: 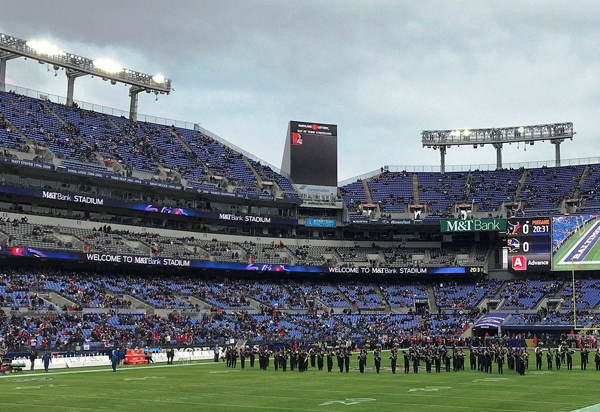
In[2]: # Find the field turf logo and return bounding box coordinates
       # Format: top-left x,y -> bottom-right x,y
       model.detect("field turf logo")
440,218 -> 506,233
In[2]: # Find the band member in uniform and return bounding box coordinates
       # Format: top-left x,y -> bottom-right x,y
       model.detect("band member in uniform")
403,351 -> 411,374
546,349 -> 553,370
595,348 -> 600,371
581,346 -> 589,371
274,349 -> 280,371
535,346 -> 543,370
555,348 -> 561,370
484,348 -> 492,373
412,350 -> 419,374
434,349 -> 442,373
343,348 -> 351,373
327,349 -> 334,372
317,349 -> 324,371
496,348 -> 504,374
374,348 -> 382,374
516,349 -> 526,376
290,349 -> 297,371
566,348 -> 574,370
281,349 -> 288,372
425,352 -> 432,373
240,347 -> 246,369
226,347 -> 232,367
231,348 -> 238,368
389,347 -> 398,374
358,349 -> 367,374
458,349 -> 465,370
250,347 -> 256,368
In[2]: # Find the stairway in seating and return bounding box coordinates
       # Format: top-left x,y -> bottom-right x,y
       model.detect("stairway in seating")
243,156 -> 264,188
41,101 -> 95,151
573,165 -> 591,200
513,169 -> 528,199
427,284 -> 438,313
412,174 -> 420,204
362,180 -> 373,204
372,283 -> 391,311
169,128 -> 212,178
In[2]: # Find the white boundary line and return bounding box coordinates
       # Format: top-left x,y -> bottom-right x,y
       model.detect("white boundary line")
569,403 -> 600,412
0,360 -> 215,379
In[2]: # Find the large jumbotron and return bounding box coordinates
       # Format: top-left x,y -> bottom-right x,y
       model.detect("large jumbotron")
1,31 -> 600,412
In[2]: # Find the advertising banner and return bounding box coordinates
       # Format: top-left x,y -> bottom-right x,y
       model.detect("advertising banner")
440,218 -> 507,233
0,247 -> 479,275
0,185 -> 297,225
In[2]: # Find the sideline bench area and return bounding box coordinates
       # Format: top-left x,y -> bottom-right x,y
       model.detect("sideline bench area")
10,348 -> 216,371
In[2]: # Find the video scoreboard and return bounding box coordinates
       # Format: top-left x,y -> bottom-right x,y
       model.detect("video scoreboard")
506,217 -> 552,272
281,121 -> 338,187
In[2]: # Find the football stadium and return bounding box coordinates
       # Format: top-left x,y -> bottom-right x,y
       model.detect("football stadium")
1,4 -> 600,412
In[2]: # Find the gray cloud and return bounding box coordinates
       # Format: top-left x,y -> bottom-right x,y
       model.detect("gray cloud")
1,1 -> 599,180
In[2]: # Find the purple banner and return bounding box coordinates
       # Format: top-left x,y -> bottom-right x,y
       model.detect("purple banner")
472,313 -> 509,329
0,155 -> 55,171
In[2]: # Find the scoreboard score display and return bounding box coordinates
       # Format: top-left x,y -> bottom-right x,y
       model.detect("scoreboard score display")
507,217 -> 552,272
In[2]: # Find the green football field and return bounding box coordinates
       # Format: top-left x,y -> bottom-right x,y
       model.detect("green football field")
1,352 -> 599,412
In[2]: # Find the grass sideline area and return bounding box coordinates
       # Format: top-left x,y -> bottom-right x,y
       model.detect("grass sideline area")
0,350 -> 599,412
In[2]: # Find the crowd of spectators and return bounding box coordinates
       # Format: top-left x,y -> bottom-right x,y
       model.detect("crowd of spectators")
0,267 -> 599,352
501,279 -> 563,309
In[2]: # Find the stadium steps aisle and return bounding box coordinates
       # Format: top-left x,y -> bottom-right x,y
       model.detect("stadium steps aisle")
185,294 -> 216,311
412,174 -> 419,204
123,293 -> 153,311
493,282 -> 509,310
47,291 -> 77,309
464,172 -> 473,198
169,127 -> 194,154
550,281 -> 570,312
246,297 -> 268,312
362,180 -> 373,204
371,283 -> 391,311
514,169 -> 529,199
331,283 -> 354,309
121,238 -> 151,255
243,156 -> 263,188
426,284 -> 438,313
0,114 -> 33,145
41,101 -> 94,152
573,165 -> 592,199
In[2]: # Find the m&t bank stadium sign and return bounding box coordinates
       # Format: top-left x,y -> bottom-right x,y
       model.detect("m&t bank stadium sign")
440,218 -> 506,233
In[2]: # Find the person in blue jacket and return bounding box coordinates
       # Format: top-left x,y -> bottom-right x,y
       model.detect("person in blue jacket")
42,353 -> 51,372
111,348 -> 120,372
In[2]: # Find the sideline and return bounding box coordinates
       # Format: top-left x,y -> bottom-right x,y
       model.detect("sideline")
0,360 -> 216,379
570,404 -> 600,412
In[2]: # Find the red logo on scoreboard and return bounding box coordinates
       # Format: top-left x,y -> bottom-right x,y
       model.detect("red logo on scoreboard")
312,124 -> 318,130
292,133 -> 303,145
511,255 -> 527,271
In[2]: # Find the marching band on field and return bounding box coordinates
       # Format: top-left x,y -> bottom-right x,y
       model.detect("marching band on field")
223,343 -> 600,375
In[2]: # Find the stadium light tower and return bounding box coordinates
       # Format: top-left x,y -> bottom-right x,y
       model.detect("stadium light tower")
421,122 -> 575,172
0,33 -> 172,121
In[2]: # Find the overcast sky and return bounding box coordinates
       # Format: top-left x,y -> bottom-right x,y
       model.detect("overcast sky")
1,1 -> 598,182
